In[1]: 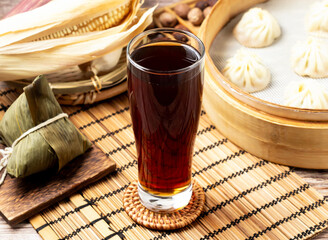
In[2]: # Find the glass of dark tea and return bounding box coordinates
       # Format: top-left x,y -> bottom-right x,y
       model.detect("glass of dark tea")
127,28 -> 205,212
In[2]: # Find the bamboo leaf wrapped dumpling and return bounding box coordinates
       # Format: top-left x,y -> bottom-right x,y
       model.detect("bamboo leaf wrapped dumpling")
0,75 -> 91,178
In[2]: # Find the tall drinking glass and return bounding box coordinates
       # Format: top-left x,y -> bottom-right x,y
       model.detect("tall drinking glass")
127,28 -> 205,212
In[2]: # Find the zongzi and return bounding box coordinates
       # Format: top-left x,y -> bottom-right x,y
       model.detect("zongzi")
0,75 -> 91,180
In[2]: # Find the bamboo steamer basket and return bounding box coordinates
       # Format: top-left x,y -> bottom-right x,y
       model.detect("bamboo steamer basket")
198,0 -> 328,169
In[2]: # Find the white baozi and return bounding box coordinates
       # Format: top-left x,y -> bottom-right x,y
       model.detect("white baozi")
222,49 -> 271,93
306,0 -> 328,33
233,8 -> 281,48
284,79 -> 328,109
291,37 -> 328,78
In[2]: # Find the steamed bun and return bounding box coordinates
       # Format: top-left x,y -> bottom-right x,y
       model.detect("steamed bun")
284,79 -> 328,109
291,37 -> 328,78
233,8 -> 281,48
306,0 -> 328,33
222,49 -> 271,93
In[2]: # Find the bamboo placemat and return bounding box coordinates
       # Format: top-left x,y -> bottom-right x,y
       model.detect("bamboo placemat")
1,88 -> 328,239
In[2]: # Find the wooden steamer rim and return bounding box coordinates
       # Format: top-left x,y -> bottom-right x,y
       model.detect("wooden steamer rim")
199,0 -> 328,169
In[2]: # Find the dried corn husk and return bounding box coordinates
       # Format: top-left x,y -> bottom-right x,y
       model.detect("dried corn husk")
0,0 -> 155,81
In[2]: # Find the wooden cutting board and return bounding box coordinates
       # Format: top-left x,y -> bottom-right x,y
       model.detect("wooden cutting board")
0,144 -> 115,226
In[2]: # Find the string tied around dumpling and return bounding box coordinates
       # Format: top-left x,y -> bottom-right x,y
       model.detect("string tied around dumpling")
0,147 -> 11,185
0,113 -> 68,186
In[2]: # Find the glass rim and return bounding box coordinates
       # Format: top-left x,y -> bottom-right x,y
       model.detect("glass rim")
127,28 -> 205,74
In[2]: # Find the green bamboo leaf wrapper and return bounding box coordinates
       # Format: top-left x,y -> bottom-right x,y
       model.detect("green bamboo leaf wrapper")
0,75 -> 91,177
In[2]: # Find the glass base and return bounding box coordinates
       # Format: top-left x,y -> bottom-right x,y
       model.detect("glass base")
138,182 -> 193,212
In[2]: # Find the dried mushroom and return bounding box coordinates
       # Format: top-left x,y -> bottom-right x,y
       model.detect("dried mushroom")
195,1 -> 209,10
173,32 -> 189,42
175,24 -> 190,32
173,3 -> 190,19
188,7 -> 204,26
203,6 -> 212,17
159,12 -> 177,27
207,0 -> 218,6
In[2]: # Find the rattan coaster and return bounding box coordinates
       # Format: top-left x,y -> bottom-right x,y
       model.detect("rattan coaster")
123,179 -> 205,230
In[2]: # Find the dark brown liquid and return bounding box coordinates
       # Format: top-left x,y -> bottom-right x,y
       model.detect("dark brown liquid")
128,43 -> 203,195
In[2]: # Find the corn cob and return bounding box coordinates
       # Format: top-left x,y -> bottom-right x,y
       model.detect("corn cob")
38,1 -> 132,40
0,0 -> 143,47
0,0 -> 156,81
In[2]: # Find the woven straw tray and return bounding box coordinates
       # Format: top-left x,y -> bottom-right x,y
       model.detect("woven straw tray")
5,48 -> 127,106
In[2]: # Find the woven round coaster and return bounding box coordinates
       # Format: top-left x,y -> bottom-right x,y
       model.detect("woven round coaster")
123,180 -> 205,230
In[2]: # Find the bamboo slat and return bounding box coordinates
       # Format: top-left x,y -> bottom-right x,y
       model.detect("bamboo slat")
0,89 -> 327,239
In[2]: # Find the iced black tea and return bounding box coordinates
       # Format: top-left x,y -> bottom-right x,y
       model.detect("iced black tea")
127,29 -> 204,211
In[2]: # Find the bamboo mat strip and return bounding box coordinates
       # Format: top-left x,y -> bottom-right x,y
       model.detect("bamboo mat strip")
0,88 -> 327,239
